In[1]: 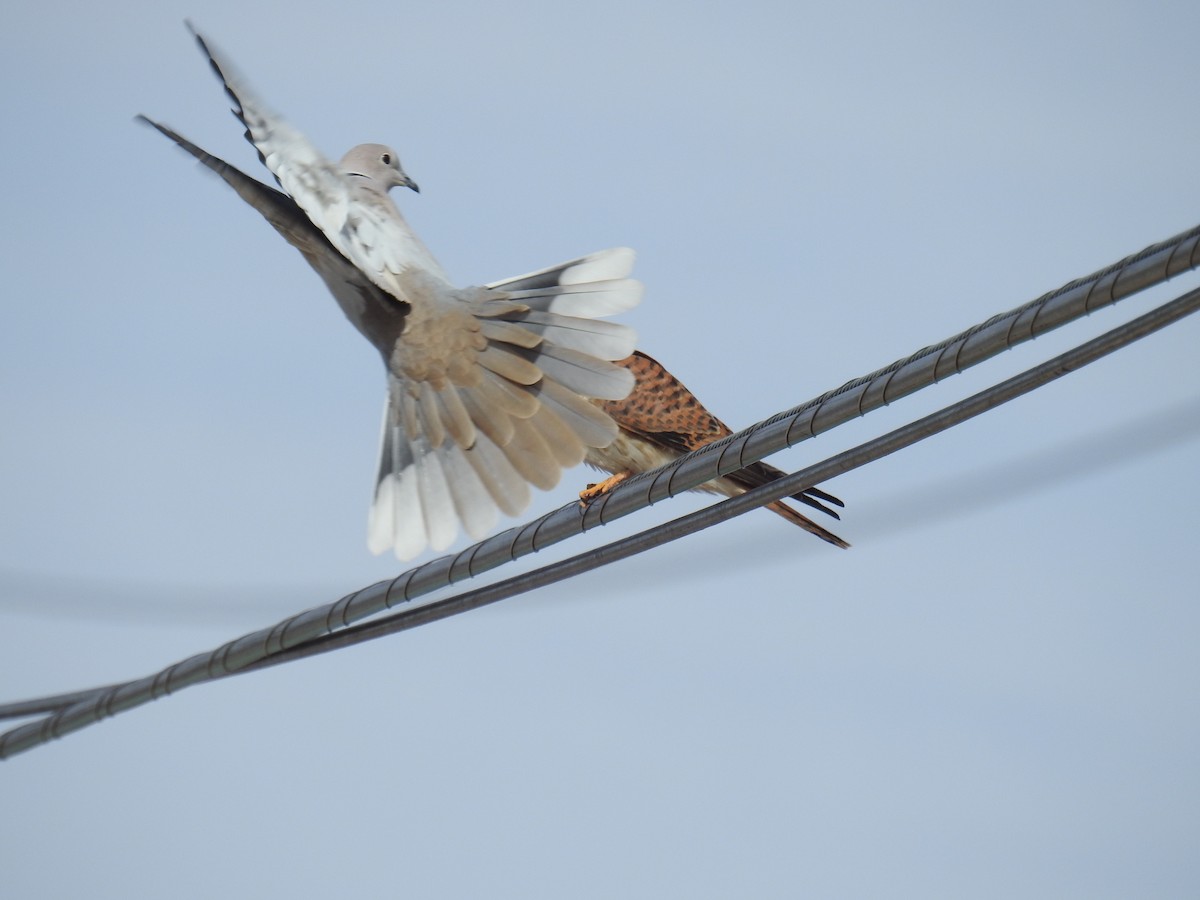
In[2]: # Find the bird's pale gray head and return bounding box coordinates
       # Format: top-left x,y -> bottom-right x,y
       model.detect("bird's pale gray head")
339,143 -> 420,193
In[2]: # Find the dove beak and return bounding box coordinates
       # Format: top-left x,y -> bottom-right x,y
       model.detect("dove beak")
401,174 -> 420,193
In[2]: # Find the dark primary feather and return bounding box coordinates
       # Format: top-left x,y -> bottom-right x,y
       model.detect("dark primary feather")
186,22 -> 274,178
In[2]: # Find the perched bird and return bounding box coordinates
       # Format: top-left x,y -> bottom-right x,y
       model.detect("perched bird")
139,24 -> 641,559
584,352 -> 849,548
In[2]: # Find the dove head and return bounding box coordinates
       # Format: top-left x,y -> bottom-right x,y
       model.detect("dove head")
339,143 -> 420,193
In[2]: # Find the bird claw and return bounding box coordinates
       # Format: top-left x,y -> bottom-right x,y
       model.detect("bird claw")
578,472 -> 631,506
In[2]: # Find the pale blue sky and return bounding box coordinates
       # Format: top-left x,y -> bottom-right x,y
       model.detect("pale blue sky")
2,1 -> 1199,897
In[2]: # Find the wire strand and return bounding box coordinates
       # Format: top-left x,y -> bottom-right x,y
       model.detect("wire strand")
3,223 -> 1199,756
237,286 -> 1200,668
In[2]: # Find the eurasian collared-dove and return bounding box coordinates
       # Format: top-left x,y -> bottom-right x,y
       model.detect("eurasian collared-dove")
140,24 -> 641,559
583,353 -> 849,548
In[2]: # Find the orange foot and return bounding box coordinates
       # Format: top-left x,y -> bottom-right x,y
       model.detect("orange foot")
578,471 -> 631,505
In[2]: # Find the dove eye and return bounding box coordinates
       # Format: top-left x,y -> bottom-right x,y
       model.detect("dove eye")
381,153 -> 392,165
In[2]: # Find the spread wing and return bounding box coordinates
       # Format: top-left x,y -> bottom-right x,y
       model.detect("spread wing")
187,23 -> 446,297
371,250 -> 643,558
135,115 -> 411,344
149,25 -> 645,559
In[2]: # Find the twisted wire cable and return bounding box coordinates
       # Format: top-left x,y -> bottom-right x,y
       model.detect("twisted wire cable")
2,223 -> 1198,757
242,285 -> 1200,669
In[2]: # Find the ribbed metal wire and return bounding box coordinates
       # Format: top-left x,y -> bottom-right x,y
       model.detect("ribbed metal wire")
0,685 -> 128,720
581,221 -> 1200,522
240,285 -> 1200,667
2,223 -> 1198,757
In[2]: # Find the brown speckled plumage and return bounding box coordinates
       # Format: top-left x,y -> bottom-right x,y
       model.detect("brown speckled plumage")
586,352 -> 849,548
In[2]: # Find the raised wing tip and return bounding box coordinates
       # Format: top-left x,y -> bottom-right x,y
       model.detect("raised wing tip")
134,114 -> 174,140
184,20 -> 210,57
181,21 -> 247,112
183,19 -> 206,46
